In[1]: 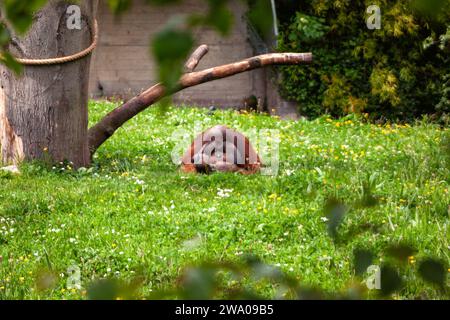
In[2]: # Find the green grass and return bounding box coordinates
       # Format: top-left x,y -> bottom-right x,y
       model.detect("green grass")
0,101 -> 449,299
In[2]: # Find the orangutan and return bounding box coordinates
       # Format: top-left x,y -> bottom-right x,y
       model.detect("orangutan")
181,125 -> 261,174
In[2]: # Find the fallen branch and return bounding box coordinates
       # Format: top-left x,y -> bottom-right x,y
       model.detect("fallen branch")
88,46 -> 312,155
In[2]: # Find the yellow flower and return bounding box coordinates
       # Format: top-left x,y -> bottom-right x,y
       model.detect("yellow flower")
408,256 -> 416,264
19,277 -> 25,282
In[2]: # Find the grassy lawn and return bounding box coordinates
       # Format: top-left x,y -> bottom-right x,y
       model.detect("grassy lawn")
0,101 -> 449,299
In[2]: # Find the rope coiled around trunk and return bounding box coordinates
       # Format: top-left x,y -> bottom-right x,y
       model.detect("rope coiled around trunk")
12,19 -> 98,66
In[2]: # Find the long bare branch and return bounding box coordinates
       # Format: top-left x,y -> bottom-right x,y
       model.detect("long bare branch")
88,52 -> 312,155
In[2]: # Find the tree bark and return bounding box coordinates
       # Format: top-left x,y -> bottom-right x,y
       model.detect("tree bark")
0,0 -> 97,168
88,52 -> 312,156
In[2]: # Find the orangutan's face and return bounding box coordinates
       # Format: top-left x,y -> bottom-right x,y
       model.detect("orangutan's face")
181,125 -> 261,175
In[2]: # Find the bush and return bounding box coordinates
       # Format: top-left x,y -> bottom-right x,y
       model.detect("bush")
277,0 -> 450,120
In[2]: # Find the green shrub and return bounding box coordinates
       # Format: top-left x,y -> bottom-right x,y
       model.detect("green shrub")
277,0 -> 450,120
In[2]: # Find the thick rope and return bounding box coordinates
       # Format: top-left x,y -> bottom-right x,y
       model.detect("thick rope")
13,19 -> 98,66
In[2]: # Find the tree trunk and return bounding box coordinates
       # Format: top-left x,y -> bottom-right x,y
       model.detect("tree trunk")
0,0 -> 97,168
88,52 -> 312,155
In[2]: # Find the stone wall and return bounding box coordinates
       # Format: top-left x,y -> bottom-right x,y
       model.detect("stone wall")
89,0 -> 264,108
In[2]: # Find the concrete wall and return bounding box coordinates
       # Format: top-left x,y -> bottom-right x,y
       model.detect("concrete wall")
89,0 -> 264,107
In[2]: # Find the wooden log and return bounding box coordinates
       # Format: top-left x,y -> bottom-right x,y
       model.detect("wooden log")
88,52 -> 312,155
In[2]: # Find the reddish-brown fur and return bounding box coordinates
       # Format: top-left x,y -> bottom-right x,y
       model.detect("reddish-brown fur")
181,125 -> 261,174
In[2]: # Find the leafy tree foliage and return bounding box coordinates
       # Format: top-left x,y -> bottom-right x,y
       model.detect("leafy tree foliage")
277,0 -> 450,120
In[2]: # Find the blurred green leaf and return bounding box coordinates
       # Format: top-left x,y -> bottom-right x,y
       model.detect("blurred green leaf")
152,27 -> 193,92
2,0 -> 47,34
88,279 -> 120,300
107,0 -> 132,15
411,0 -> 450,23
0,51 -> 22,75
418,258 -> 446,288
202,0 -> 234,35
188,0 -> 234,35
353,248 -> 374,276
380,265 -> 403,297
296,287 -> 325,300
324,198 -> 348,239
251,262 -> 283,282
35,269 -> 58,292
248,0 -> 273,38
0,24 -> 11,46
181,267 -> 217,299
386,244 -> 417,263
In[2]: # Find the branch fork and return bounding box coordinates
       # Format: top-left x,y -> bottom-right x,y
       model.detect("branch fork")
88,45 -> 312,156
